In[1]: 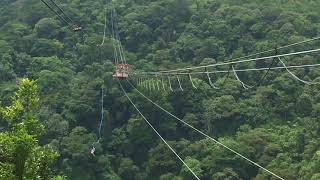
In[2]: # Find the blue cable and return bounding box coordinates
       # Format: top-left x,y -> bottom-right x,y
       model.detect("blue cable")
92,87 -> 105,149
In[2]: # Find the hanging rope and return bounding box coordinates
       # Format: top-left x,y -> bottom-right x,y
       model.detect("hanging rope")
155,74 -> 160,91
168,75 -> 174,92
151,78 -> 156,90
148,79 -> 153,91
161,75 -> 167,92
278,57 -> 320,85
176,75 -> 184,91
232,65 -> 253,90
206,70 -> 220,89
126,80 -> 284,180
221,66 -> 232,87
189,74 -> 197,89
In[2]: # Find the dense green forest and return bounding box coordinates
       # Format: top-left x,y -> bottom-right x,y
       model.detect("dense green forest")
1,0 -> 320,179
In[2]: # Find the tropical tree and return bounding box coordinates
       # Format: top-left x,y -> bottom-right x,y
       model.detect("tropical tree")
0,78 -> 60,180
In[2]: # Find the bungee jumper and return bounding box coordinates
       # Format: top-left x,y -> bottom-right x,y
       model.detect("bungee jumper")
73,26 -> 82,32
90,87 -> 105,156
90,147 -> 96,156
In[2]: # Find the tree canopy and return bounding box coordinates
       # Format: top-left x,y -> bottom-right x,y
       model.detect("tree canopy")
0,0 -> 320,179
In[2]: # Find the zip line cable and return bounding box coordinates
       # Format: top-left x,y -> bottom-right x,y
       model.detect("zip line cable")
107,6 -> 315,178
144,36 -> 320,74
113,10 -> 123,64
110,10 -> 119,65
134,63 -> 320,91
126,80 -> 284,180
41,0 -> 82,31
112,9 -> 124,64
111,14 -> 200,179
40,0 -> 70,25
48,0 -> 74,24
135,63 -> 320,76
118,80 -> 200,180
140,48 -> 320,74
230,36 -> 320,62
113,9 -> 127,65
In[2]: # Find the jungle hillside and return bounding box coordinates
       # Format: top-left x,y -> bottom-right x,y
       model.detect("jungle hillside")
1,0 -> 320,179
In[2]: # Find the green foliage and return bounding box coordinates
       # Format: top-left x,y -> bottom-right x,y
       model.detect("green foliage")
0,79 -> 59,180
1,0 -> 320,179
34,18 -> 60,39
180,157 -> 203,179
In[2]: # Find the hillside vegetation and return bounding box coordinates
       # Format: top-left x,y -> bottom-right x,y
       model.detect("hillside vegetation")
1,0 -> 320,179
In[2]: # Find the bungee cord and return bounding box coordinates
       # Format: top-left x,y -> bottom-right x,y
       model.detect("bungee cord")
91,87 -> 105,156
126,80 -> 285,180
118,80 -> 200,180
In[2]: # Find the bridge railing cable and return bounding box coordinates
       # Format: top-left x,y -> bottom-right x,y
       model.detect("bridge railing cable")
118,80 -> 200,180
127,79 -> 284,180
